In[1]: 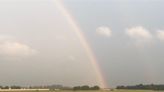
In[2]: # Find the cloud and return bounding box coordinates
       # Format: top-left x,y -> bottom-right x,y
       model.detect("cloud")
126,26 -> 153,46
156,30 -> 164,41
96,26 -> 112,37
0,35 -> 37,58
126,26 -> 152,40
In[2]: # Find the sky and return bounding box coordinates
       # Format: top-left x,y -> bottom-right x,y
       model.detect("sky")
0,0 -> 164,88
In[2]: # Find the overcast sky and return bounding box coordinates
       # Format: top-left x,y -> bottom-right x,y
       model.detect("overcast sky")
0,0 -> 164,88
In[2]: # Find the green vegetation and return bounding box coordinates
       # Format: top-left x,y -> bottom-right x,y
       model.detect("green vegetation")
117,84 -> 164,90
0,90 -> 162,92
73,85 -> 100,90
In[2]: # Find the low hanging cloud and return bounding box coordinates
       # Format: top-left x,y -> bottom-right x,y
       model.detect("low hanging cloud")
96,26 -> 112,37
156,30 -> 164,41
126,26 -> 153,46
0,35 -> 37,58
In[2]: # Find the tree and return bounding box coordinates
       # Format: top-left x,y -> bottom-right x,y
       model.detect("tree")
73,85 -> 100,91
11,86 -> 21,89
81,85 -> 90,90
2,86 -> 9,89
91,86 -> 100,90
73,86 -> 81,91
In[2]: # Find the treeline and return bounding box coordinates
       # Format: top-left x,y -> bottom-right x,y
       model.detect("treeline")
0,85 -> 100,90
116,84 -> 164,90
30,85 -> 71,90
73,85 -> 100,90
0,84 -> 71,90
0,86 -> 21,89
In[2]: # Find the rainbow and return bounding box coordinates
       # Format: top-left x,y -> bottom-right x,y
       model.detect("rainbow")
52,0 -> 108,88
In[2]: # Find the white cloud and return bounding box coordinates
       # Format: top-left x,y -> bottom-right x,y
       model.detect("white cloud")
126,26 -> 152,40
156,30 -> 164,41
96,26 -> 112,37
126,26 -> 153,46
0,35 -> 37,58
